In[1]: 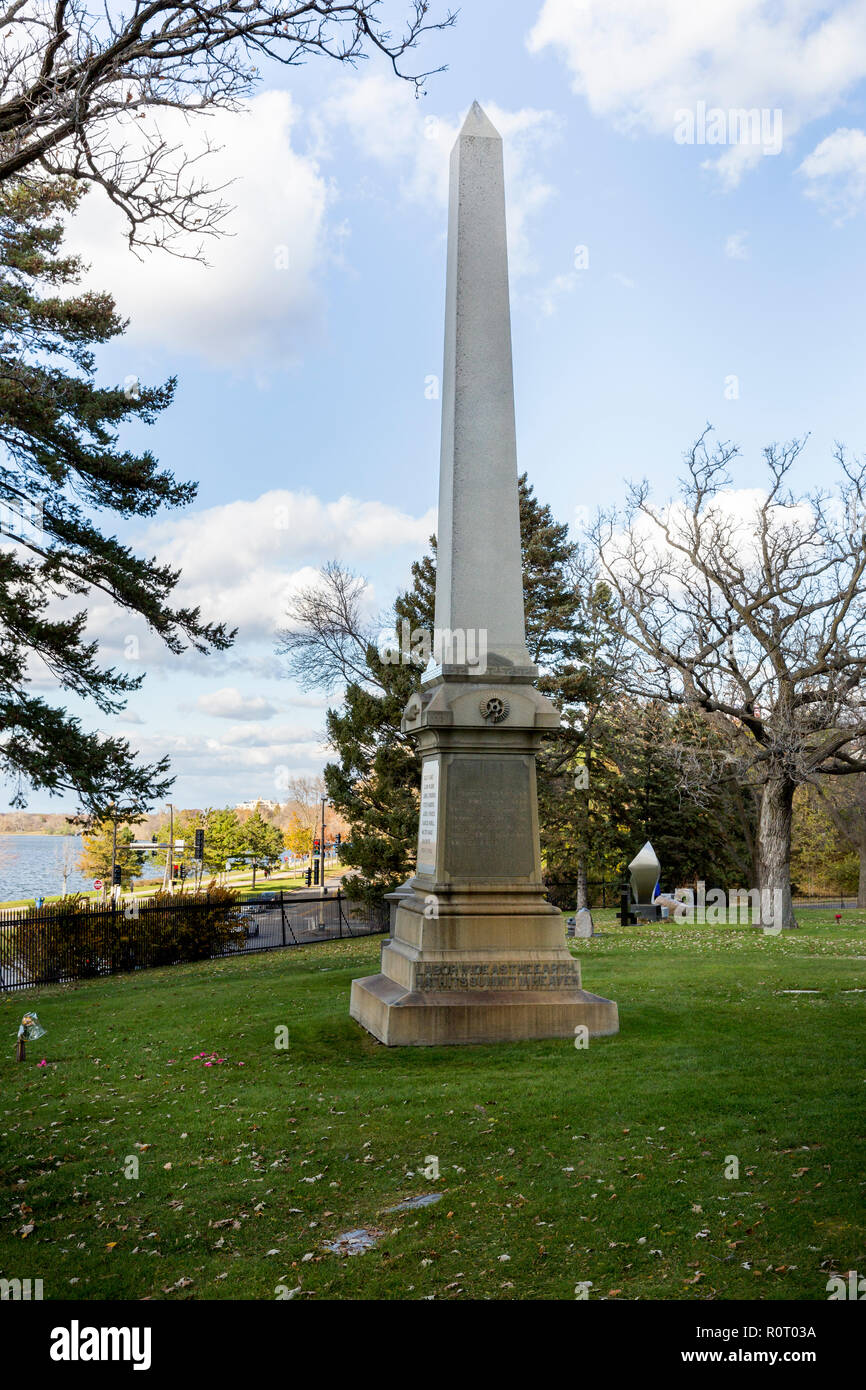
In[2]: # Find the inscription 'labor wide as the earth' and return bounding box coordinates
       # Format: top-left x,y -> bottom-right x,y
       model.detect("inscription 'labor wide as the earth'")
415,962 -> 580,991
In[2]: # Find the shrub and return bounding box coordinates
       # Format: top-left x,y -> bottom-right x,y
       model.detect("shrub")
141,884 -> 245,966
4,885 -> 245,984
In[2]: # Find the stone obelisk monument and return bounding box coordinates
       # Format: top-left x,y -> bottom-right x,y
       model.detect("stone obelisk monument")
350,103 -> 618,1045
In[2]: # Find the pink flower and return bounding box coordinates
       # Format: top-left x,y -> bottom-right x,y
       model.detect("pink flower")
37,1059 -> 47,1067
204,1060 -> 213,1067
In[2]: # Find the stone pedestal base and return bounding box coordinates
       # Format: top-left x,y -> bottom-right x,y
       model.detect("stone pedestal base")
349,677 -> 619,1048
350,972 -> 619,1046
351,883 -> 619,1046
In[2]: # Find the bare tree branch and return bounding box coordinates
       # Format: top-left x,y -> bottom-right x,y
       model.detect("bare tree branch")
0,1 -> 456,252
591,431 -> 866,927
275,558 -> 382,693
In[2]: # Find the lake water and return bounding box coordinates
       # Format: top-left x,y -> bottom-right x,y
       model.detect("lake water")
0,834 -> 94,902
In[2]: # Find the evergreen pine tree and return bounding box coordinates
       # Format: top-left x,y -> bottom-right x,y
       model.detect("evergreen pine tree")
0,178 -> 233,814
323,546 -> 435,904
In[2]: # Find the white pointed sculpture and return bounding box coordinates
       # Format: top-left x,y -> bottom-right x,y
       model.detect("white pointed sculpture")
629,842 -> 661,904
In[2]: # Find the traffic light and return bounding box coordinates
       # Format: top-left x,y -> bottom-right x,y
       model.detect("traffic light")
112,864 -> 122,887
334,832 -> 341,851
313,860 -> 320,885
305,868 -> 312,887
194,828 -> 205,860
313,838 -> 320,853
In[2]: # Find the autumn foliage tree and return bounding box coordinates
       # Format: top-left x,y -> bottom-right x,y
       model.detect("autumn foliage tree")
77,818 -> 143,888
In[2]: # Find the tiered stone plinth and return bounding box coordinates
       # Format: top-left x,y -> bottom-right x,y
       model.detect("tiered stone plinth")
350,673 -> 619,1046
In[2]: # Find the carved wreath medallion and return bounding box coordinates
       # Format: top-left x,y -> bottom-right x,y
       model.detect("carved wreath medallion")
479,693 -> 509,723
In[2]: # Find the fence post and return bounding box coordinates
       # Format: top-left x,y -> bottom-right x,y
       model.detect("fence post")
619,884 -> 631,928
337,889 -> 342,939
280,890 -> 286,947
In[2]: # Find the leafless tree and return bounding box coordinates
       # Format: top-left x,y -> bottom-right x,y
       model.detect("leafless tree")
592,428 -> 866,929
275,558 -> 383,691
0,1 -> 454,252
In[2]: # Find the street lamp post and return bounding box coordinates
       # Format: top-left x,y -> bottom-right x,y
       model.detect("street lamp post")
161,804 -> 174,894
110,801 -> 118,904
320,796 -> 327,894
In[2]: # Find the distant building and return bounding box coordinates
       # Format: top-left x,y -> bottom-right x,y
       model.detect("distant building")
236,799 -> 282,814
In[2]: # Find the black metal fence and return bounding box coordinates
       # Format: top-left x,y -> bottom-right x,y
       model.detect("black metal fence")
0,890 -> 389,992
543,879 -> 618,910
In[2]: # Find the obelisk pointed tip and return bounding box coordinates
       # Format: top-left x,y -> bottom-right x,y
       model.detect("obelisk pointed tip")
459,100 -> 501,141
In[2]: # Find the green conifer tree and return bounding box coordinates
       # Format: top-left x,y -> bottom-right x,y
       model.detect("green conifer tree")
0,178 -> 233,814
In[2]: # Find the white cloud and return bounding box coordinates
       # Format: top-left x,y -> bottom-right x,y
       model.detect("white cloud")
119,726 -> 329,804
528,0 -> 866,186
724,231 -> 750,259
603,486 -> 821,584
81,488 -> 435,667
195,687 -> 279,720
66,92 -> 331,368
319,77 -> 561,275
63,81 -> 562,365
142,489 -> 434,643
526,271 -> 580,318
798,127 -> 866,217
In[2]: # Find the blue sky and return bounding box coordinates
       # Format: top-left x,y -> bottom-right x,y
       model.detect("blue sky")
17,0 -> 866,812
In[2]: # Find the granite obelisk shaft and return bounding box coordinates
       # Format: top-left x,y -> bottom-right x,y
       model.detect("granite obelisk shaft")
434,101 -> 531,671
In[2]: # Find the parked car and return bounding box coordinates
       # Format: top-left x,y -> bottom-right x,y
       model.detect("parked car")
237,893 -> 277,938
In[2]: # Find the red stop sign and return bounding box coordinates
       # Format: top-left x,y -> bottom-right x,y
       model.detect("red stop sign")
93,879 -> 103,890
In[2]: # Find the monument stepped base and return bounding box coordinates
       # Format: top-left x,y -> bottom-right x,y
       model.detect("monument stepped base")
350,973 -> 619,1046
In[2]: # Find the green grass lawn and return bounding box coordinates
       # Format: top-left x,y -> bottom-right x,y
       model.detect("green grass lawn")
1,911 -> 864,1302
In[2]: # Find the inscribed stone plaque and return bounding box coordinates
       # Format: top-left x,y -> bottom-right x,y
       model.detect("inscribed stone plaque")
415,961 -> 579,992
445,756 -> 534,878
416,757 -> 440,874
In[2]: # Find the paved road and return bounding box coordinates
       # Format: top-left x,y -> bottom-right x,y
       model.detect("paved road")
238,895 -> 382,948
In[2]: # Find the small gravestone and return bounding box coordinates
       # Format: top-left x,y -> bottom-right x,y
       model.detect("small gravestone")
323,1228 -> 382,1256
574,908 -> 594,938
383,1193 -> 442,1213
565,907 -> 593,937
